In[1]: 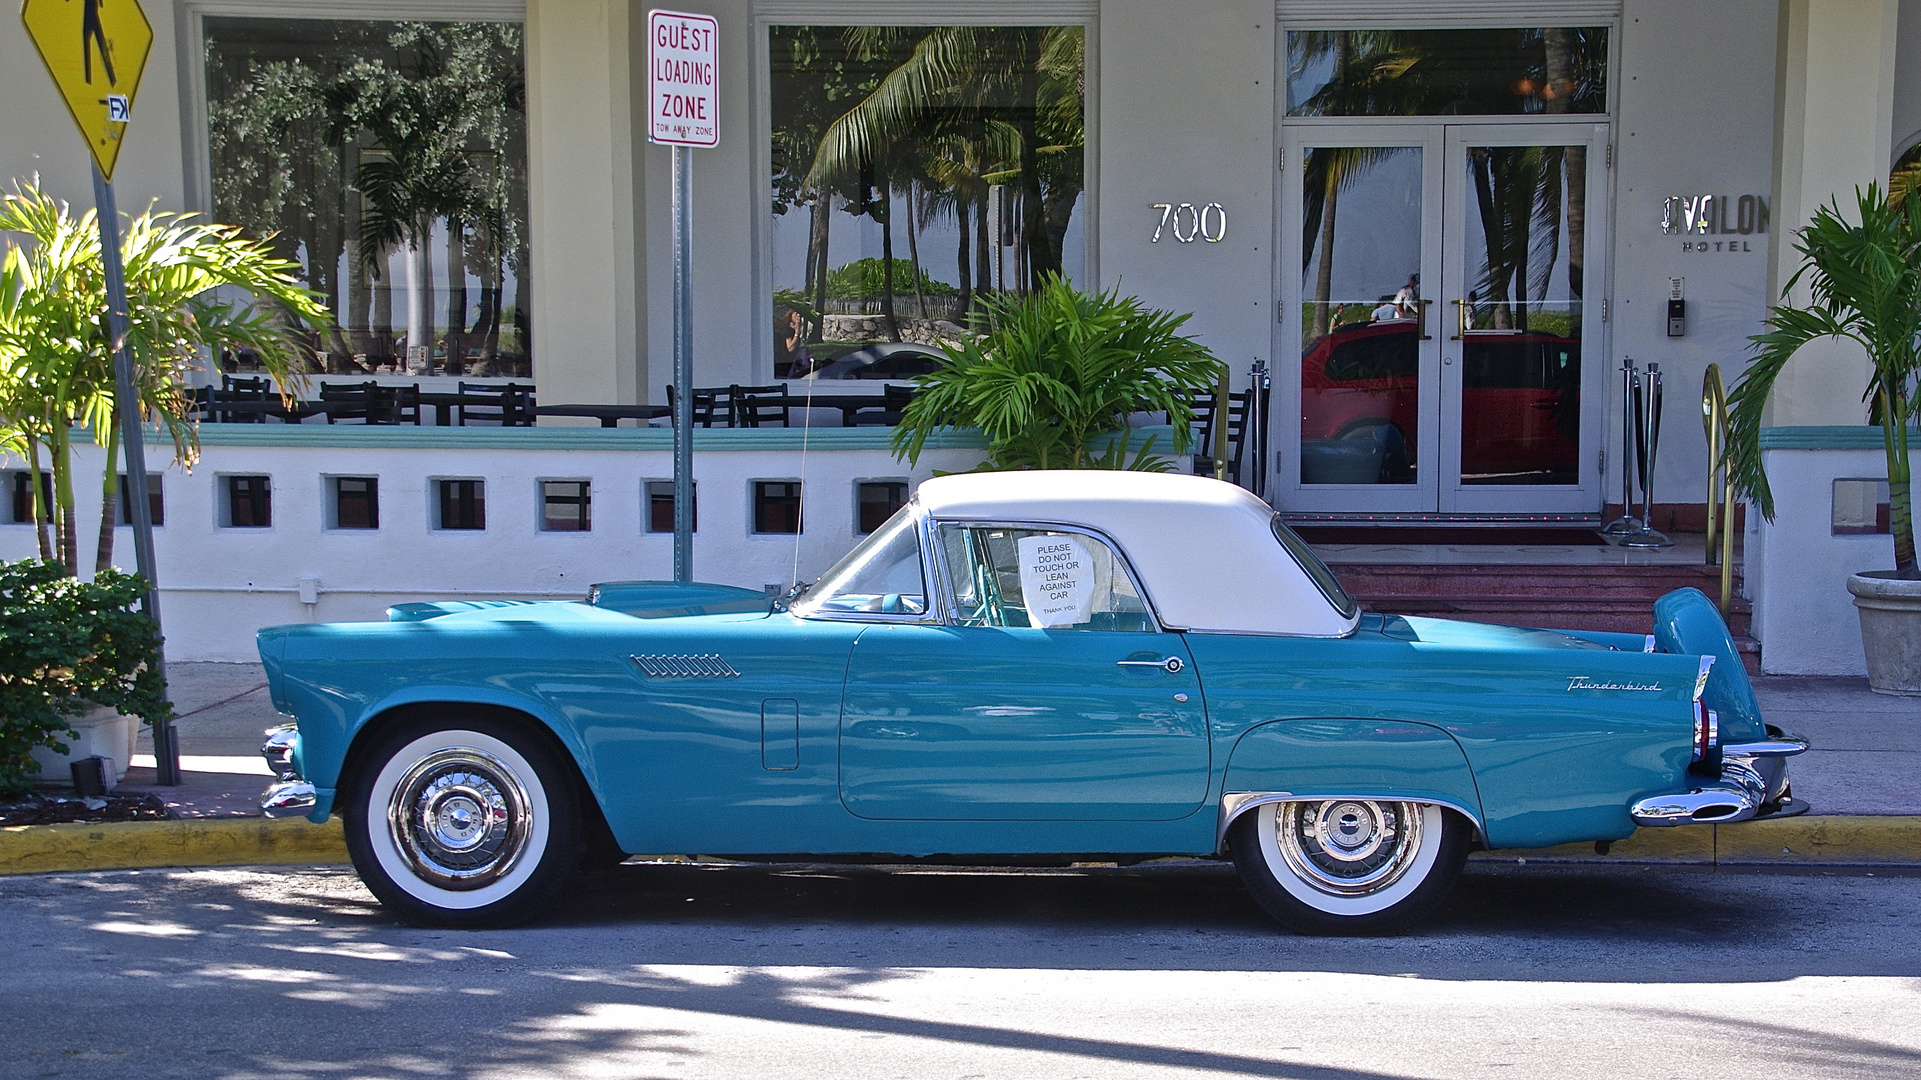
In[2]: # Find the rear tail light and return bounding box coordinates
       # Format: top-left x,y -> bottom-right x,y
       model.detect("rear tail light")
1692,702 -> 1720,763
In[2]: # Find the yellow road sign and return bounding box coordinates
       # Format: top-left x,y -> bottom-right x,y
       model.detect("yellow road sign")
20,0 -> 154,180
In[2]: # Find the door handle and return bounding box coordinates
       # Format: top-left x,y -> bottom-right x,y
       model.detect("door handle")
1117,656 -> 1184,674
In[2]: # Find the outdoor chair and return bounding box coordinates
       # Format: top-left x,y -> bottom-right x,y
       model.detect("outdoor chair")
732,384 -> 791,428
319,381 -> 375,424
666,384 -> 735,427
456,381 -> 535,426
853,383 -> 915,426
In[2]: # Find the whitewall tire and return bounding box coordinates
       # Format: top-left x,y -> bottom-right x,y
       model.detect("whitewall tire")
1230,799 -> 1470,935
344,715 -> 583,928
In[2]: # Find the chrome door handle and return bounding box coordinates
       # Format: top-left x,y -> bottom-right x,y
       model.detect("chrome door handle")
1117,656 -> 1184,674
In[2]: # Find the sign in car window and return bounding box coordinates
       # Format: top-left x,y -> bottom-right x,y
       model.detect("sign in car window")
1017,535 -> 1095,628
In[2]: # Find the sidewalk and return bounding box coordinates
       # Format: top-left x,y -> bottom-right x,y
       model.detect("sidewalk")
4,663 -> 1918,874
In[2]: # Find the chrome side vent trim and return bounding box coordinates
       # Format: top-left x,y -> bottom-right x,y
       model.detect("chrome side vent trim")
631,653 -> 741,678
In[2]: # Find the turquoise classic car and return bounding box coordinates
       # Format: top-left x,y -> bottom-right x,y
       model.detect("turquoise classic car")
257,471 -> 1806,933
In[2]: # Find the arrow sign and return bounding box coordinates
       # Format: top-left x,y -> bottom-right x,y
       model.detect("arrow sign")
21,0 -> 155,180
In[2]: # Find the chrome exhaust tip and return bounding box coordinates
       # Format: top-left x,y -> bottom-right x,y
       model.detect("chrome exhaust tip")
1630,786 -> 1759,826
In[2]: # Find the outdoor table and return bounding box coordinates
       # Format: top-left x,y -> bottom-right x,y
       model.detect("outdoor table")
769,391 -> 911,427
533,403 -> 674,428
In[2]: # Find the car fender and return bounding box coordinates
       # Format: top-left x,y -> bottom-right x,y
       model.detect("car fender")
1218,718 -> 1486,853
329,683 -> 605,822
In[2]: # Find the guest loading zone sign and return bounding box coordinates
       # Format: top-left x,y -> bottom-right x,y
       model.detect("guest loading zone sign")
648,9 -> 718,147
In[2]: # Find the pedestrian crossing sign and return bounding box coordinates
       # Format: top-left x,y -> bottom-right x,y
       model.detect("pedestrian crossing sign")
20,0 -> 154,180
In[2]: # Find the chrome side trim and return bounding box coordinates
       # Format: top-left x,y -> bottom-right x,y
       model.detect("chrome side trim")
1693,655 -> 1715,701
631,654 -> 742,678
1722,732 -> 1810,758
260,780 -> 317,818
1643,635 -> 1657,653
1216,791 -> 1485,854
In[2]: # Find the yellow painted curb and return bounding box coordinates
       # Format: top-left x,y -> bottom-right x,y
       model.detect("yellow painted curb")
1717,814 -> 1921,864
0,817 -> 347,875
1474,815 -> 1921,866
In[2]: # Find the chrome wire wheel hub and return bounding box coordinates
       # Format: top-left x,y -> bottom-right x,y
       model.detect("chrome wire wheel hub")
387,748 -> 534,890
1276,800 -> 1425,897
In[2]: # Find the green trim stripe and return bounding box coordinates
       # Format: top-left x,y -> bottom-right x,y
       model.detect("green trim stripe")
103,423 -> 1184,454
1760,426 -> 1921,450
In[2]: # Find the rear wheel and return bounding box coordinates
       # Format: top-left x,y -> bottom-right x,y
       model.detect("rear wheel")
1230,799 -> 1469,935
344,714 -> 583,928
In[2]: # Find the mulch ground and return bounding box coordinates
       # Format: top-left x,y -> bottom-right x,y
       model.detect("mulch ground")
1,790 -> 174,826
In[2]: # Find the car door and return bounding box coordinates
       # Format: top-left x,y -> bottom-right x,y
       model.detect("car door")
839,522 -> 1210,821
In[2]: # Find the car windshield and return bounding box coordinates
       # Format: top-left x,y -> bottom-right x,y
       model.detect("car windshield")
792,505 -> 928,618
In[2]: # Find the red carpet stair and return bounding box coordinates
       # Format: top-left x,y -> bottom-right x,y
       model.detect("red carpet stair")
1328,561 -> 1761,673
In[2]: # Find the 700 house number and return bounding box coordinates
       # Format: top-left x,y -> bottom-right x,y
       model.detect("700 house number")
1151,202 -> 1226,243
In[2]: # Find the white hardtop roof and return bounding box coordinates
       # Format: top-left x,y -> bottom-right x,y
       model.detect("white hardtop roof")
914,471 -> 1359,637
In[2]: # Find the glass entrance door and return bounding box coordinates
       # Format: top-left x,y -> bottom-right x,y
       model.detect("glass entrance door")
1279,123 -> 1607,517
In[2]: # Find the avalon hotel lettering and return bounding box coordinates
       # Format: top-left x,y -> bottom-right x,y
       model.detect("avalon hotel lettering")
1661,193 -> 1768,252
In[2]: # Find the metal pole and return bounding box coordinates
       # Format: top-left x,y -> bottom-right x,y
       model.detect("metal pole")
1623,361 -> 1673,549
671,145 -> 694,582
1603,357 -> 1639,536
92,164 -> 179,785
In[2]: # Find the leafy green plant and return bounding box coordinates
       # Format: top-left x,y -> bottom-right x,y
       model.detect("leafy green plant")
0,181 -> 328,574
1728,180 -> 1921,577
891,274 -> 1221,471
0,558 -> 171,796
824,258 -> 958,300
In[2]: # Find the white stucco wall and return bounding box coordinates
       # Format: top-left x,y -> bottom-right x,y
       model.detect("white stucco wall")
1747,431 -> 1907,675
0,428 -> 988,661
1609,0 -> 1781,511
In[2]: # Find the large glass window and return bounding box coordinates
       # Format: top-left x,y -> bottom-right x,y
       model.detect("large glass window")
204,18 -> 530,378
1288,29 -> 1608,118
768,25 -> 1086,378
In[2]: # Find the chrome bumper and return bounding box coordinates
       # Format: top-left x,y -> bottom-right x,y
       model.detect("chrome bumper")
1631,727 -> 1809,827
261,780 -> 317,817
259,723 -> 313,818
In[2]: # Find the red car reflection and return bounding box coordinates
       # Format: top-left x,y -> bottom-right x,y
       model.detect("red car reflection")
1300,320 -> 1580,485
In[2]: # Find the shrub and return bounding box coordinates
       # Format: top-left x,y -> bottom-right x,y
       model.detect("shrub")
891,274 -> 1221,471
0,559 -> 171,795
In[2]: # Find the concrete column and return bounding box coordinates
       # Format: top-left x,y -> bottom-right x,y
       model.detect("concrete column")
1766,0 -> 1899,426
1097,0 -> 1276,389
526,0 -> 646,410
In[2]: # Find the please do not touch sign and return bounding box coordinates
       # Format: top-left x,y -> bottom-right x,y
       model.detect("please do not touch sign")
647,8 -> 718,147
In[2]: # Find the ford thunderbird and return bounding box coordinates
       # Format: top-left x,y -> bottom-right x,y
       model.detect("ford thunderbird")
257,472 -> 1806,933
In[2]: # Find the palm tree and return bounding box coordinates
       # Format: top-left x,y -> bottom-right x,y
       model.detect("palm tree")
0,182 -> 328,574
1728,181 -> 1921,577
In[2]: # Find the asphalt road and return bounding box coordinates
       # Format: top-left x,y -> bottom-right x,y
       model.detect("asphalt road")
1,861 -> 1917,1080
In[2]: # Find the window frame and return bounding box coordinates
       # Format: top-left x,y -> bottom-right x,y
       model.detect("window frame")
538,478 -> 593,533
327,475 -> 381,530
433,477 -> 487,531
924,517 -> 1166,634
221,473 -> 273,529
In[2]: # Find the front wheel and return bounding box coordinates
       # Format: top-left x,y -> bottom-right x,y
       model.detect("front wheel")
344,715 -> 583,928
1230,799 -> 1470,935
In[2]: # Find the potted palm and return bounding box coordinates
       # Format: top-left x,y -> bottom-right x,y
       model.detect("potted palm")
1728,180 -> 1921,693
890,274 -> 1222,472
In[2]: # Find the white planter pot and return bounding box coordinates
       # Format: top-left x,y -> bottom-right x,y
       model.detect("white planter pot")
27,704 -> 137,786
1847,571 -> 1921,695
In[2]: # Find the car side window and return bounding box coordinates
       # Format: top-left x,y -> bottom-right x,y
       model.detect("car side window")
937,524 -> 1152,631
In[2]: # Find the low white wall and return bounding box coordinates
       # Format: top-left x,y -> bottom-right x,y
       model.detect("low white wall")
0,426 -> 994,661
1748,427 -> 1912,675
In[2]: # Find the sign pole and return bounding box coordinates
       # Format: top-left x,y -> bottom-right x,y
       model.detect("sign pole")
90,163 -> 178,785
671,143 -> 694,582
